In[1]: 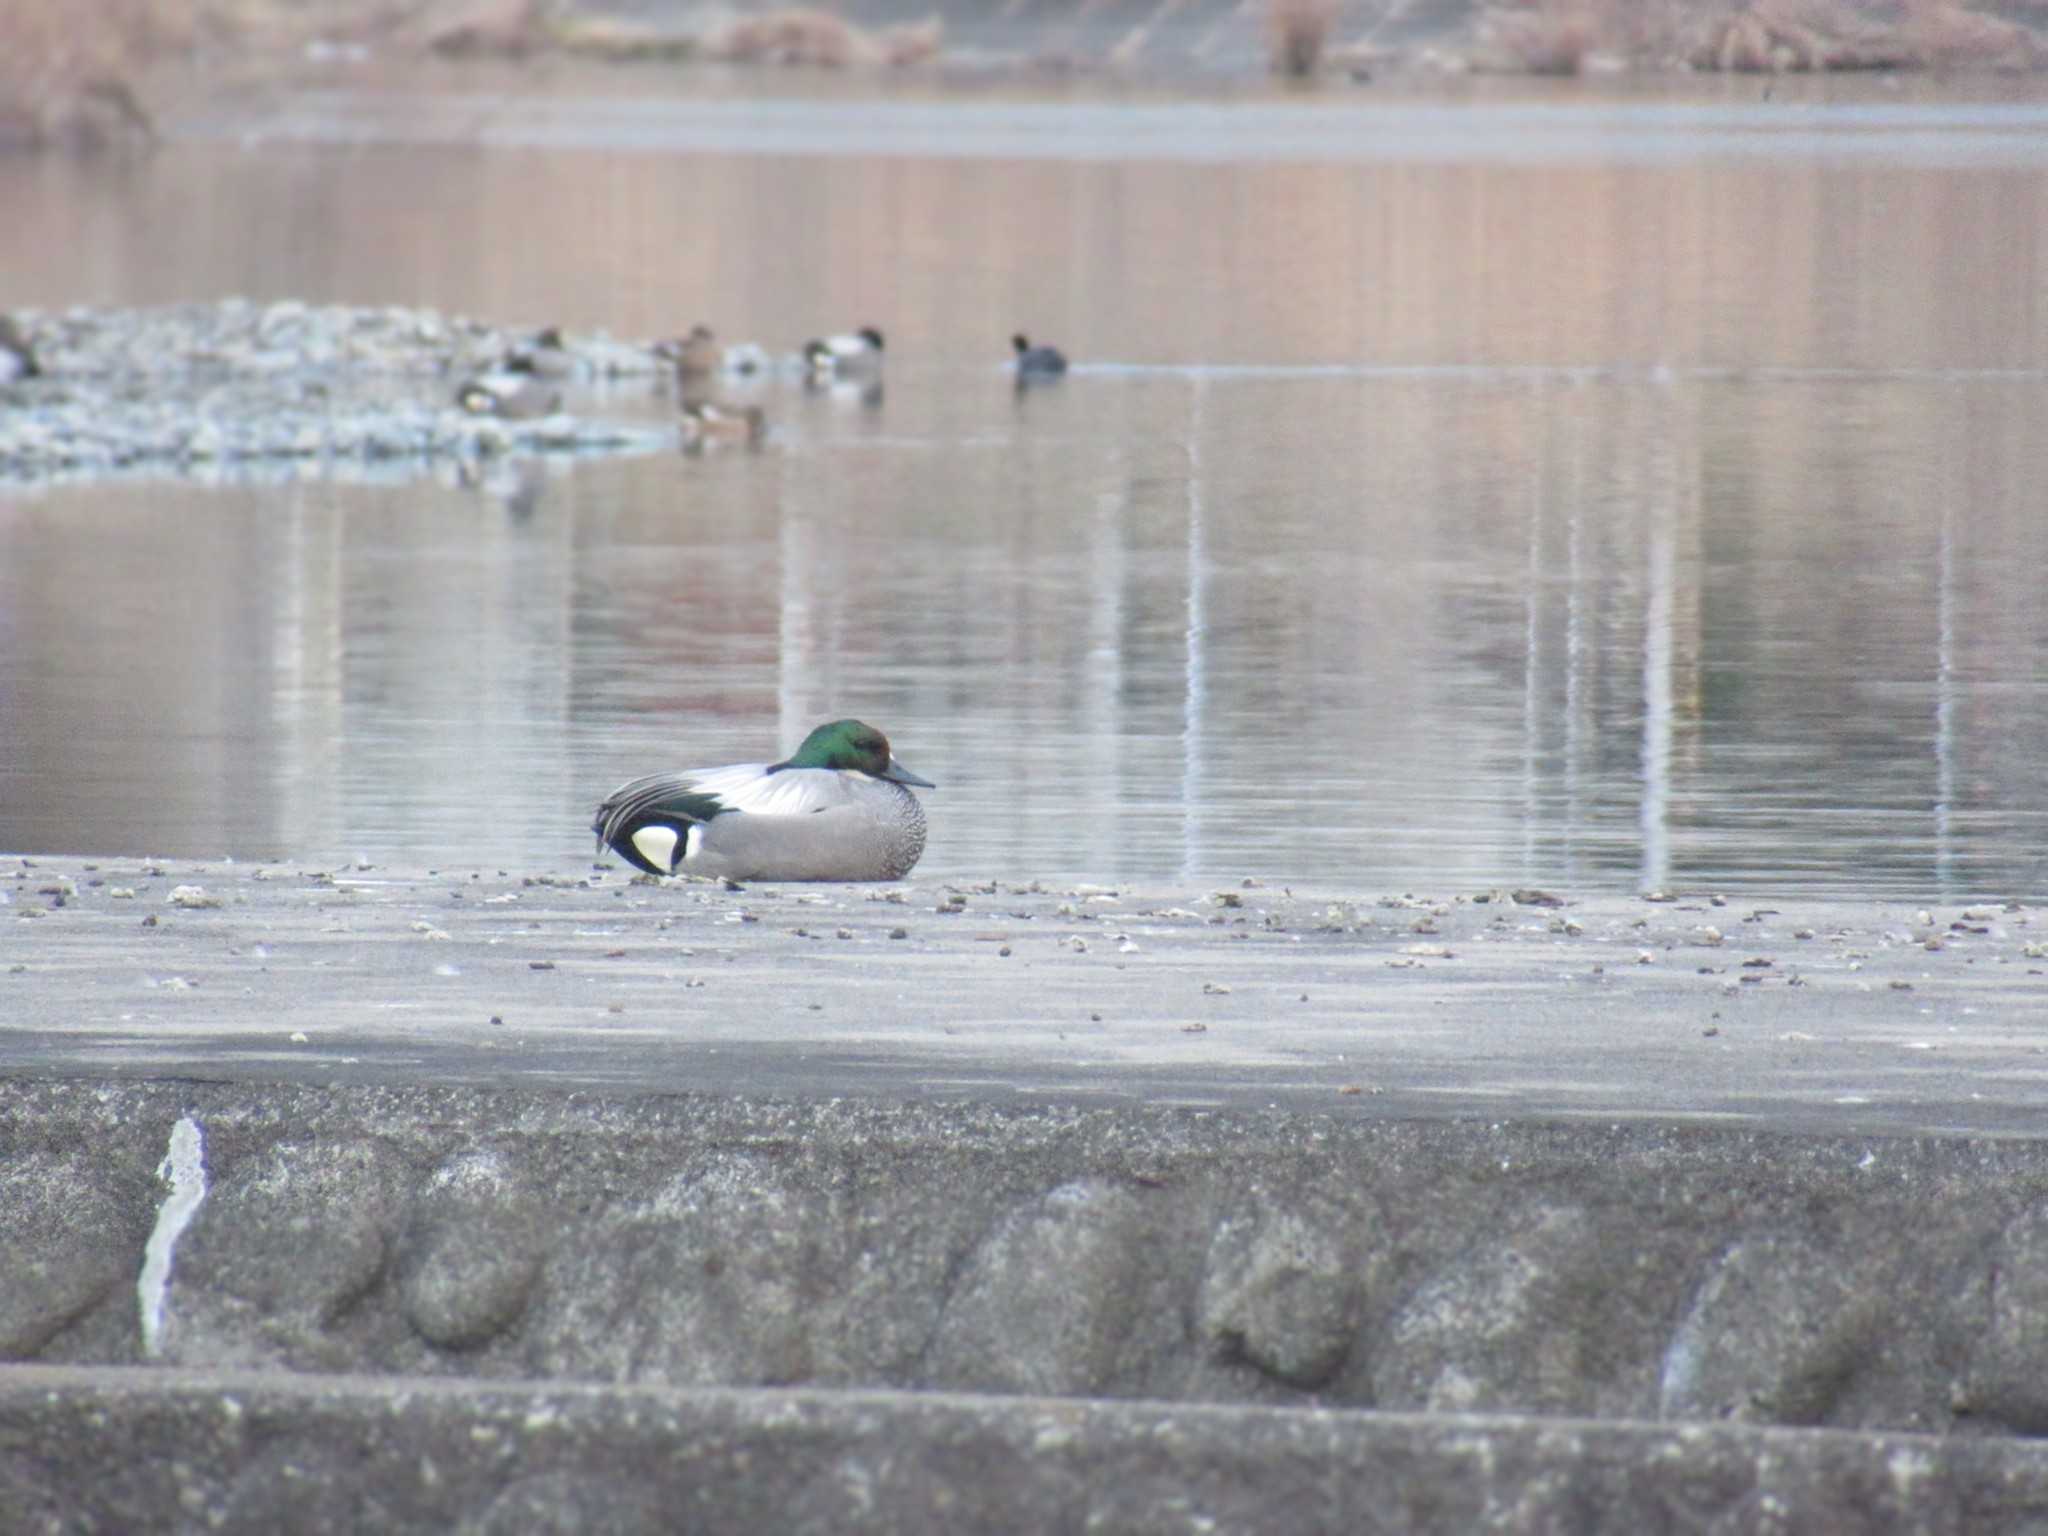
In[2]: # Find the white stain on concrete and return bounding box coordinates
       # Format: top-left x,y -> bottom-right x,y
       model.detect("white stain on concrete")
138,1116 -> 207,1358
1657,1312 -> 1704,1417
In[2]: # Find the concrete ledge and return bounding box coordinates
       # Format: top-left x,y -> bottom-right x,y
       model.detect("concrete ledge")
9,849 -> 2048,1507
5,1365 -> 2048,1535
6,856 -> 2045,1133
9,1079 -> 2048,1436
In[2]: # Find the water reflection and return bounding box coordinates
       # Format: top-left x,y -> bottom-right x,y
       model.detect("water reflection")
6,364 -> 2043,895
3,100 -> 2047,896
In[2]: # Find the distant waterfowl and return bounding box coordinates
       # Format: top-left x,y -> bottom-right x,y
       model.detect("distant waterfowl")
509,326 -> 577,379
1011,334 -> 1067,378
592,718 -> 934,882
657,327 -> 772,385
456,369 -> 561,419
679,400 -> 767,452
0,316 -> 40,383
803,326 -> 885,377
661,324 -> 724,379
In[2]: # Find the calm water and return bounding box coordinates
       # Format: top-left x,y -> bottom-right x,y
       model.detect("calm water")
4,78 -> 2048,895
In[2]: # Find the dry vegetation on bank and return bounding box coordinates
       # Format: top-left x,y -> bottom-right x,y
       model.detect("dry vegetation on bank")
1504,0 -> 2036,75
0,0 -> 2041,146
0,0 -> 190,144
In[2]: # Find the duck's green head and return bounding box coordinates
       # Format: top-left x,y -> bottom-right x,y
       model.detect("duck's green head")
782,719 -> 934,787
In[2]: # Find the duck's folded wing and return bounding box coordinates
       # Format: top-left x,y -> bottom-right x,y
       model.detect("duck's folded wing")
691,763 -> 865,815
592,769 -> 735,847
593,761 -> 847,842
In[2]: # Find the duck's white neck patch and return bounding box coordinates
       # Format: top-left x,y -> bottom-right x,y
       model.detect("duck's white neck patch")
631,824 -> 680,873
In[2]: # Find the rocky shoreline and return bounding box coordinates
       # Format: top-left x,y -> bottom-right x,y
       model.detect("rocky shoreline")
0,299 -> 681,479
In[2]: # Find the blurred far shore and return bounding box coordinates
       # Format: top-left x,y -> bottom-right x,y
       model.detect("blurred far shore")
5,0 -> 2048,149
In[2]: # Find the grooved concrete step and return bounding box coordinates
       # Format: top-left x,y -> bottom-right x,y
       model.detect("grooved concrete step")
5,1366 -> 2048,1535
9,1079 -> 2048,1438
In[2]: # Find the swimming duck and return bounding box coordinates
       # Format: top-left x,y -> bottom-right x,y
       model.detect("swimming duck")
1011,333 -> 1067,378
509,326 -> 577,379
679,400 -> 767,452
803,326 -> 885,378
660,324 -> 725,380
0,316 -> 40,383
592,718 -> 934,882
455,367 -> 561,419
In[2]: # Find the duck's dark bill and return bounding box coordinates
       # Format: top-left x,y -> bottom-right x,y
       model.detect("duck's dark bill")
883,760 -> 935,789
